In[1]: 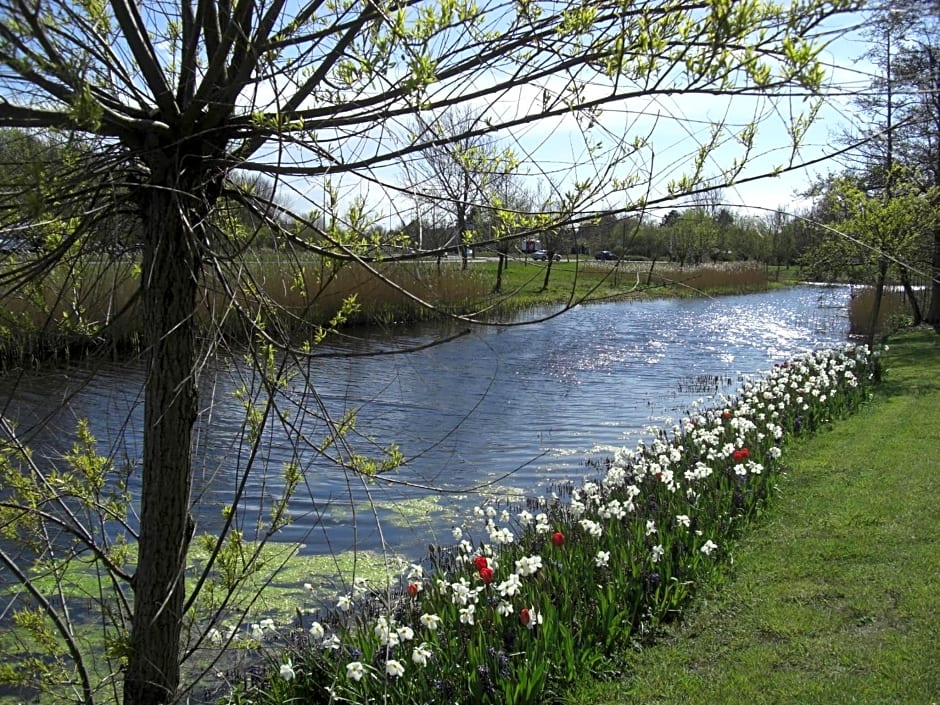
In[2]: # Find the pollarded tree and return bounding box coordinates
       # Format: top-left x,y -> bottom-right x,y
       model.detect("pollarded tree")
0,1 -> 861,704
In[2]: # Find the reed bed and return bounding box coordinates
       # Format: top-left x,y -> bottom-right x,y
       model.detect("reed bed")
0,256 -> 491,368
643,263 -> 769,296
846,285 -> 919,339
0,256 -> 777,369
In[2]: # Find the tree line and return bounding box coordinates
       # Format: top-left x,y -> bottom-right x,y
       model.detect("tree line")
0,127 -> 872,274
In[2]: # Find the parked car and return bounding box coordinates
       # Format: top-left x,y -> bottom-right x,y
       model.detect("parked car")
532,250 -> 562,261
594,250 -> 618,261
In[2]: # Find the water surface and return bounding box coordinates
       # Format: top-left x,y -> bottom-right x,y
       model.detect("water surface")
0,285 -> 853,559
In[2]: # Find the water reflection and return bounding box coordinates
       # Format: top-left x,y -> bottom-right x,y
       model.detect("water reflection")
0,285 -> 853,559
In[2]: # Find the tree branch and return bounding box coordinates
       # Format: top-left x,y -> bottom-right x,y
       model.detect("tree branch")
108,0 -> 178,116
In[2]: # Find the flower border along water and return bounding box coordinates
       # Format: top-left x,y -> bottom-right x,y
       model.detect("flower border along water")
233,343 -> 880,705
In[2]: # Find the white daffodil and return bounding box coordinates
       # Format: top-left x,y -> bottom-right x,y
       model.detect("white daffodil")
700,539 -> 718,556
420,612 -> 441,630
346,661 -> 365,682
651,544 -> 664,563
497,573 -> 522,597
412,642 -> 432,667
459,604 -> 475,625
514,554 -> 542,576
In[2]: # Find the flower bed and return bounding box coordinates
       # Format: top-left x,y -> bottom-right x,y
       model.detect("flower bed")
226,344 -> 880,705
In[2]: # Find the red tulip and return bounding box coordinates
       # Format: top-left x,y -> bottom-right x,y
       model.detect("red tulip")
479,567 -> 494,584
473,556 -> 488,571
551,531 -> 565,547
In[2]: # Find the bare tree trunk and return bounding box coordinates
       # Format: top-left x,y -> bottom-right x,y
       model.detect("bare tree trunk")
125,182 -> 201,705
646,258 -> 657,286
927,227 -> 940,326
494,252 -> 506,293
899,267 -> 923,326
457,201 -> 469,271
541,259 -> 553,291
867,257 -> 889,349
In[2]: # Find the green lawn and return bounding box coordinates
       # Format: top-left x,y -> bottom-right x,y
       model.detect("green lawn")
476,258 -> 775,311
564,328 -> 940,705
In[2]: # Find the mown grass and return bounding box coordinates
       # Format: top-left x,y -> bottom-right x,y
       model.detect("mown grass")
471,257 -> 774,309
564,327 -> 940,705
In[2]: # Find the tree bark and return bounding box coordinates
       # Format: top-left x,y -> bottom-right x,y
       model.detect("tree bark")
899,267 -> 923,326
541,258 -> 553,291
493,251 -> 505,293
867,256 -> 889,349
124,177 -> 201,705
927,226 -> 940,325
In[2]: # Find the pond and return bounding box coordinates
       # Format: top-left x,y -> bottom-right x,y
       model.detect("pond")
0,284 -> 854,565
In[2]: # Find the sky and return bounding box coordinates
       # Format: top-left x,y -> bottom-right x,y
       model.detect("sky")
713,20 -> 879,216
1,0 -> 881,232
268,6 -> 880,230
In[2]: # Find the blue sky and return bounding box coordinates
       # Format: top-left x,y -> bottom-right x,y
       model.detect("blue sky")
269,8 -> 878,229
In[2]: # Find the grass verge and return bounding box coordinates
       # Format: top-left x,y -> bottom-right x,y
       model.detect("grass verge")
564,327 -> 940,705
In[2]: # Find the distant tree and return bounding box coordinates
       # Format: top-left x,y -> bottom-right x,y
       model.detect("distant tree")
0,129 -> 55,230
842,1 -> 940,322
806,172 -> 939,335
669,208 -> 719,267
218,172 -> 294,249
764,208 -> 799,272
714,208 -> 736,230
661,209 -> 682,228
634,221 -> 670,261
404,108 -> 519,269
483,180 -> 537,292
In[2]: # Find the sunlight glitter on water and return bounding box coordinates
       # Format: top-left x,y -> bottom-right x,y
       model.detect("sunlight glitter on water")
0,286 -> 854,560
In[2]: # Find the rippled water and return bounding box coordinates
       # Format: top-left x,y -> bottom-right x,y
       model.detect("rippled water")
0,285 -> 853,559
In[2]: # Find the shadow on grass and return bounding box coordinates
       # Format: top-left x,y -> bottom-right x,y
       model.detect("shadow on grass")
876,327 -> 940,398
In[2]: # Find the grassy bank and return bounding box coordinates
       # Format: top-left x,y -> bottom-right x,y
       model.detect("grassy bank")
565,327 -> 940,705
0,254 -> 776,368
485,258 -> 782,307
